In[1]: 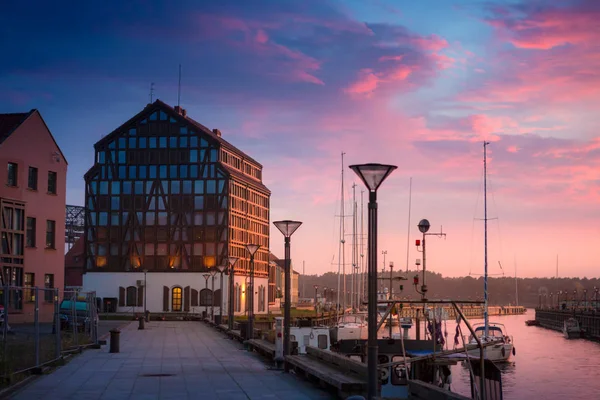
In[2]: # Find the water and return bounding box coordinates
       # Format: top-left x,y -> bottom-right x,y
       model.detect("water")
379,310 -> 600,399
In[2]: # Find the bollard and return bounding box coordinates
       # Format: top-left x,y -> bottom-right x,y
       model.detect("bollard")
145,310 -> 150,322
138,317 -> 145,330
109,329 -> 120,353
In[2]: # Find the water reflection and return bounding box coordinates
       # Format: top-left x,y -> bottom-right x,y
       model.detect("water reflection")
378,310 -> 600,399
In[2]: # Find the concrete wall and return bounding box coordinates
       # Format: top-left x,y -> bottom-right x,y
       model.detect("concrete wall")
83,271 -> 269,315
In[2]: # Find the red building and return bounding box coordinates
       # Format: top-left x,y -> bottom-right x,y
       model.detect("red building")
0,110 -> 67,322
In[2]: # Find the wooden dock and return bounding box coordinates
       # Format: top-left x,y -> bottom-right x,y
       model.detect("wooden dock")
535,309 -> 600,340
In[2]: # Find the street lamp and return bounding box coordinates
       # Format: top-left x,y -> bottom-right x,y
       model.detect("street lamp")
314,285 -> 319,316
227,257 -> 239,330
202,273 -> 211,319
583,289 -> 587,309
273,220 -> 303,373
210,268 -> 218,322
350,163 -> 396,400
245,243 -> 260,340
217,264 -> 227,325
143,269 -> 148,321
595,287 -> 599,310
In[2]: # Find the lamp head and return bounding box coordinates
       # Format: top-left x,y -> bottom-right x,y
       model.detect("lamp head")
349,163 -> 397,192
217,264 -> 227,273
273,220 -> 302,238
227,256 -> 239,267
245,244 -> 260,256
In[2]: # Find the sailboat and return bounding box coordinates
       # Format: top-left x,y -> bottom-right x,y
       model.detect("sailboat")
330,152 -> 368,345
468,142 -> 514,362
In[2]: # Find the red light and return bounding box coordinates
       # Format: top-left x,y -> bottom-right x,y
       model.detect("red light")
413,275 -> 419,285
415,239 -> 421,246
277,332 -> 282,338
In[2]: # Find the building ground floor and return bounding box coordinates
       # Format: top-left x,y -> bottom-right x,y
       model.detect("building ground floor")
82,272 -> 269,317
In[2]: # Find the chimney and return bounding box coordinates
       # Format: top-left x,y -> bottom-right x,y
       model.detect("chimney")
213,128 -> 222,137
174,106 -> 187,117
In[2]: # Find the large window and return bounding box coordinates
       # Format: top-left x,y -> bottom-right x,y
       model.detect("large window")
7,162 -> 17,186
172,287 -> 182,311
26,217 -> 36,247
24,273 -> 34,302
28,167 -> 38,190
47,171 -> 57,194
126,286 -> 137,306
46,220 -> 55,249
44,274 -> 54,302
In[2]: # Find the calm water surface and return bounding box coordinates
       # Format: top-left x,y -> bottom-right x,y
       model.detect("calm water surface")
380,310 -> 600,399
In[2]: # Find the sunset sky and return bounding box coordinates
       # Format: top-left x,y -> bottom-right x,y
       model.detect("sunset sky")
1,0 -> 598,278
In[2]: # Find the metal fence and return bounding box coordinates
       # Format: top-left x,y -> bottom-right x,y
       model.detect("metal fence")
0,286 -> 98,385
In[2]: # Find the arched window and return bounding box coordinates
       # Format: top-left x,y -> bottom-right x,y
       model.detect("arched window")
200,289 -> 213,306
213,289 -> 222,307
126,286 -> 137,307
172,287 -> 182,312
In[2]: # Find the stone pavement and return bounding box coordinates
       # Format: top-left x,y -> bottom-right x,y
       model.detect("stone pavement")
11,321 -> 334,400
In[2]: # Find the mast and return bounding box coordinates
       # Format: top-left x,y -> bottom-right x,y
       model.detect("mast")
484,141 -> 490,337
336,152 -> 345,323
405,177 -> 412,274
514,255 -> 518,306
351,183 -> 357,310
342,153 -> 347,314
360,190 -> 365,305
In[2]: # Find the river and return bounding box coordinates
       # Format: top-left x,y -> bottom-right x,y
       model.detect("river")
379,309 -> 600,399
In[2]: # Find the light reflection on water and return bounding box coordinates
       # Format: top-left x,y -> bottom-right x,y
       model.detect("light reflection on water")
378,310 -> 600,399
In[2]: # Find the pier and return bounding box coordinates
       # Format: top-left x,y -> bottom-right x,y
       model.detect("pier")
535,309 -> 600,340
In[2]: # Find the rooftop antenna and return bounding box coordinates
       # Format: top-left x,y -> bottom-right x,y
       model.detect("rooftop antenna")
177,64 -> 182,107
149,82 -> 155,103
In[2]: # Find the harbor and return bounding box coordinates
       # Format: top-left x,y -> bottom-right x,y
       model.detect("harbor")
534,308 -> 600,341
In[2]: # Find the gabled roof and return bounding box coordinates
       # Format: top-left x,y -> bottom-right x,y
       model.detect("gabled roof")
0,111 -> 33,145
0,109 -> 68,164
95,99 -> 262,168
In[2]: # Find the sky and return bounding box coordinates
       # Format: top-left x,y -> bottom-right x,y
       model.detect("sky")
1,0 -> 599,278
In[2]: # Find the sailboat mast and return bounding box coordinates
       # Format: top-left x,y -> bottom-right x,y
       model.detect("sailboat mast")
484,141 -> 490,337
405,177 -> 412,274
360,190 -> 365,305
514,255 -> 518,306
341,153 -> 347,313
336,152 -> 345,321
351,183 -> 357,310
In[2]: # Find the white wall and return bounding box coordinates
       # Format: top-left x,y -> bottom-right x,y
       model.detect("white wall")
82,272 -> 269,315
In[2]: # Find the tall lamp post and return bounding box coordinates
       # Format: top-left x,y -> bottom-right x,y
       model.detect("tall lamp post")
202,273 -> 210,318
314,285 -> 319,316
245,244 -> 260,340
273,220 -> 303,373
595,287 -> 599,310
350,163 -> 396,400
217,264 -> 227,325
227,257 -> 239,330
143,269 -> 148,321
210,268 -> 218,321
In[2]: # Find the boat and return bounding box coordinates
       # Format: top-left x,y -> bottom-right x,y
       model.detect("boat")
468,142 -> 515,362
329,313 -> 368,345
468,322 -> 514,361
290,326 -> 331,354
525,319 -> 540,326
563,317 -> 583,339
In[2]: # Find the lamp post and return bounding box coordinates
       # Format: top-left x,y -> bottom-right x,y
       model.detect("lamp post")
217,264 -> 227,325
143,269 -> 148,321
314,285 -> 319,316
583,289 -> 587,309
202,273 -> 210,318
227,257 -> 239,330
210,268 -> 218,321
245,244 -> 260,340
350,163 -> 397,400
595,287 -> 599,310
273,220 -> 303,373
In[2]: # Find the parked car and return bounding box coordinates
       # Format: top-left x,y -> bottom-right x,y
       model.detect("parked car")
59,300 -> 98,333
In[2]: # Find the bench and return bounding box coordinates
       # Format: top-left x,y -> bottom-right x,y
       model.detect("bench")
246,339 -> 276,359
285,346 -> 366,398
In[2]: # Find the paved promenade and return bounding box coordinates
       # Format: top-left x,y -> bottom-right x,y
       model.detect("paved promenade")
12,321 -> 333,400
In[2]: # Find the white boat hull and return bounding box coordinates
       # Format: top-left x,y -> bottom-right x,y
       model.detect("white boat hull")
330,324 -> 368,342
468,342 -> 513,362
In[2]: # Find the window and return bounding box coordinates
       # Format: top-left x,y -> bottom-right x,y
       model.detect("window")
26,217 -> 36,247
45,220 -> 55,249
126,286 -> 137,307
7,162 -> 17,186
47,171 -> 57,194
172,287 -> 182,311
44,274 -> 54,302
27,167 -> 38,190
24,273 -> 34,302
